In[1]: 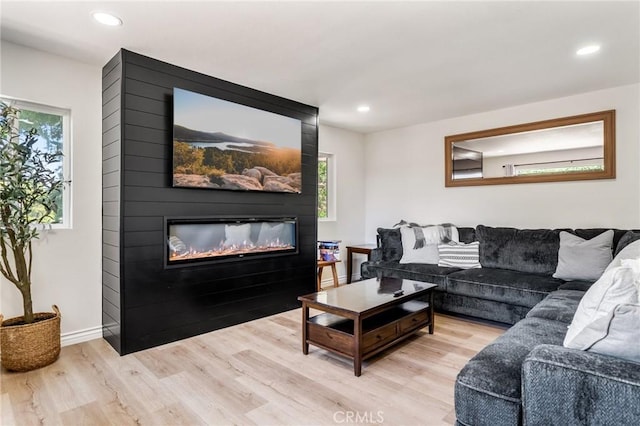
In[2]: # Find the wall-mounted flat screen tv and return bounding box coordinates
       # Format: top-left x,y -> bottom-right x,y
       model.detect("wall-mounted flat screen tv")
172,87 -> 302,193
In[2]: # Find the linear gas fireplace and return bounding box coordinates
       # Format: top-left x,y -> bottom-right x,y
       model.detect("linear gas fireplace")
165,216 -> 298,267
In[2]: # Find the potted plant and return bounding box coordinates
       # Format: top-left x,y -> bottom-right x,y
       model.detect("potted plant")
0,101 -> 63,371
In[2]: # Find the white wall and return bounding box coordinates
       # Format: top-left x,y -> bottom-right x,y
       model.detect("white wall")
364,84 -> 640,239
318,125 -> 367,284
0,42 -> 103,344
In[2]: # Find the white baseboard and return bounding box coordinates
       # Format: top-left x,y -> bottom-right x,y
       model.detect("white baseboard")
61,326 -> 103,347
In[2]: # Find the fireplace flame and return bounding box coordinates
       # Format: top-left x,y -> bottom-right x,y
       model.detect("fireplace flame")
169,238 -> 294,262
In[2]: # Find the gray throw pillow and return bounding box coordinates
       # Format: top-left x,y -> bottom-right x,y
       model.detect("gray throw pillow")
553,230 -> 614,281
377,228 -> 403,262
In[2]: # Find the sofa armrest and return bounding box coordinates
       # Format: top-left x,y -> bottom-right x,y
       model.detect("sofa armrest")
522,344 -> 640,426
369,247 -> 382,262
360,249 -> 382,280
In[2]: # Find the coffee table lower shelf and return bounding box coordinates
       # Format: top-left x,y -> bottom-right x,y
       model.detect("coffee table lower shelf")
303,300 -> 432,376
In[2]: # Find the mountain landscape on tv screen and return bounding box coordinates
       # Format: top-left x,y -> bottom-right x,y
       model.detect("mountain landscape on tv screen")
172,125 -> 302,193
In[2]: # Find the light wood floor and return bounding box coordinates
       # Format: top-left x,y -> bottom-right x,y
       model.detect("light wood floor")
1,310 -> 505,426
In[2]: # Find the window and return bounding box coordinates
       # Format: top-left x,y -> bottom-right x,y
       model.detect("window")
516,161 -> 604,176
318,152 -> 335,220
1,98 -> 71,228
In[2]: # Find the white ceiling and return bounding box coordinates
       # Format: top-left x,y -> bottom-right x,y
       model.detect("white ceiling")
1,1 -> 639,134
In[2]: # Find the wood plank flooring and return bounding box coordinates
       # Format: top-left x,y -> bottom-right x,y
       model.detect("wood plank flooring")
1,310 -> 505,425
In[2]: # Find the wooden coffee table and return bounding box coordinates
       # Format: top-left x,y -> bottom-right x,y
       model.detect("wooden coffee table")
298,277 -> 436,376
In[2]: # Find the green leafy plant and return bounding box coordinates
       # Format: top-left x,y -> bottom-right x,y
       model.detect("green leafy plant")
0,102 -> 63,324
317,157 -> 328,219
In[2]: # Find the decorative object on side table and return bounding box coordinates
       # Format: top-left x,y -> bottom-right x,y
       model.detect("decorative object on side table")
317,240 -> 342,290
0,102 -> 63,371
318,239 -> 341,261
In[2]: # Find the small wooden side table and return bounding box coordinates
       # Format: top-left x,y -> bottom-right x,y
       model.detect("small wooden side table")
317,259 -> 341,291
346,244 -> 377,283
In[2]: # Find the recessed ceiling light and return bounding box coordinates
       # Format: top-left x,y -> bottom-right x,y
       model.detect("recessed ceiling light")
357,105 -> 370,113
576,45 -> 600,56
92,11 -> 123,26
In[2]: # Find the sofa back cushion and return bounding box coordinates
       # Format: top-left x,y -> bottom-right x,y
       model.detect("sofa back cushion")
476,225 -> 561,275
376,227 -> 403,261
457,227 -> 476,244
574,229 -> 628,255
614,230 -> 640,257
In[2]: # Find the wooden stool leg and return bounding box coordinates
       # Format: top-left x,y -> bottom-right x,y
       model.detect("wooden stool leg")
331,264 -> 339,288
317,266 -> 323,291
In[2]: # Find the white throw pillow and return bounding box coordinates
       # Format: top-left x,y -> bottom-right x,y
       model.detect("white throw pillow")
553,230 -> 613,281
606,239 -> 640,273
564,261 -> 640,348
399,226 -> 439,264
224,223 -> 252,247
586,303 -> 640,362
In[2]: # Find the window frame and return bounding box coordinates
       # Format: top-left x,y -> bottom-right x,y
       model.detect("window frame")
318,152 -> 336,222
1,96 -> 72,229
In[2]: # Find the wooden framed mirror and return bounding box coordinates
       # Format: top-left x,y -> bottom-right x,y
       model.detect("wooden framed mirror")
444,110 -> 615,187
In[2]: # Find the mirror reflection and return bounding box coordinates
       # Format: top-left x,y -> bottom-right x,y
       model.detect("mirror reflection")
445,110 -> 615,187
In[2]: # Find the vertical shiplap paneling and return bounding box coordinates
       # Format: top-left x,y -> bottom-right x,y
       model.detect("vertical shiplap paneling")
101,52 -> 123,353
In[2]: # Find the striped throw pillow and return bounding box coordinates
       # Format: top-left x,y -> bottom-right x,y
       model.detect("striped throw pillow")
438,241 -> 481,269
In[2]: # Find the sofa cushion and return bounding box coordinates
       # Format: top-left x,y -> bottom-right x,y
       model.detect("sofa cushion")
476,225 -> 562,275
457,226 -> 476,244
360,260 -> 458,288
377,227 -> 402,262
526,290 -> 585,324
558,280 -> 594,291
447,268 -> 564,308
455,317 -> 568,426
435,292 -> 530,325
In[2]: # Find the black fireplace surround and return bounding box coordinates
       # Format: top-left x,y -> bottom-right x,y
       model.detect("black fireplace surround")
166,216 -> 298,267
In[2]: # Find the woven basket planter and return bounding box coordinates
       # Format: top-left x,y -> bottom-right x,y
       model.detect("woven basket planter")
0,305 -> 61,372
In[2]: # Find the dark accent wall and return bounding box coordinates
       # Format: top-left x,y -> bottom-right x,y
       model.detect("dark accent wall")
102,49 -> 318,354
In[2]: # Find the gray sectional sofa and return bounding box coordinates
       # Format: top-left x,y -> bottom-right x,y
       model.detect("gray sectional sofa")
361,225 -> 626,325
361,225 -> 640,425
